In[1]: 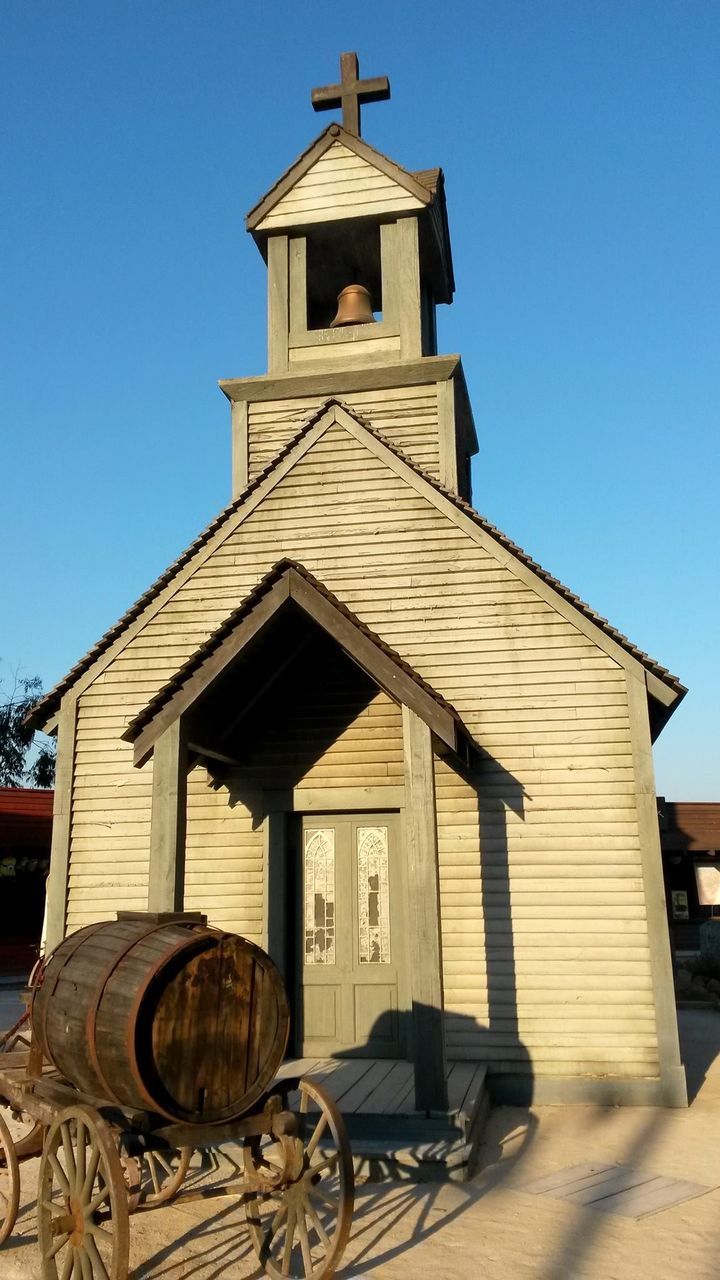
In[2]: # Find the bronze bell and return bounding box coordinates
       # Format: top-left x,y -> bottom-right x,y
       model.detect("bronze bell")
330,283 -> 376,327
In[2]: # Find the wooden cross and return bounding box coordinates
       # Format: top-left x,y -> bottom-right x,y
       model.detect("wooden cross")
311,52 -> 390,138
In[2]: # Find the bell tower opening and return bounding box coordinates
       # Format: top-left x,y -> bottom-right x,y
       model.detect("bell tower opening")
305,220 -> 382,330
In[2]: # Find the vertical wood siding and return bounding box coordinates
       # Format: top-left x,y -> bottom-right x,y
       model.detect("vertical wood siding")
255,142 -> 424,231
247,384 -> 440,483
64,420 -> 659,1080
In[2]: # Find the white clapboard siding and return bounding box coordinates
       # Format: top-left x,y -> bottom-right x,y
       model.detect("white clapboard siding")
255,142 -> 425,230
65,418 -> 659,1080
247,384 -> 440,483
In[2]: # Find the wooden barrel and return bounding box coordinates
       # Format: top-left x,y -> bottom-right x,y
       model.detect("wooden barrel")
31,915 -> 290,1124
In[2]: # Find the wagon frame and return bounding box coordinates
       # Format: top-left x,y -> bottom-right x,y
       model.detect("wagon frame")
0,1000 -> 355,1279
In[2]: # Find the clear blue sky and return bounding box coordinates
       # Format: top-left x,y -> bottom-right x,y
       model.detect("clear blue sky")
1,1 -> 718,797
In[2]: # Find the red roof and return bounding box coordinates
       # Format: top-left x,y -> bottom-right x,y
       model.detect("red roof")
0,788 -> 53,818
660,802 -> 720,852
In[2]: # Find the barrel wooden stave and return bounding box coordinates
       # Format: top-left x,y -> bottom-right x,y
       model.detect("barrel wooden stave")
32,918 -> 289,1123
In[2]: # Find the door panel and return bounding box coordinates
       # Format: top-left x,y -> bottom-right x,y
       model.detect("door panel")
298,814 -> 405,1057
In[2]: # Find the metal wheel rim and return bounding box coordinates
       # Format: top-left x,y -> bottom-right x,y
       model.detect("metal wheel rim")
37,1103 -> 129,1280
244,1076 -> 354,1280
0,1108 -> 20,1246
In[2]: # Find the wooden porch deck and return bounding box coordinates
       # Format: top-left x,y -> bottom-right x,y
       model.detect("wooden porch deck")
277,1057 -> 489,1181
278,1056 -> 485,1118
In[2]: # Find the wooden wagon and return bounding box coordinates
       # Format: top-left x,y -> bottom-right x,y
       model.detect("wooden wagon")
0,912 -> 354,1279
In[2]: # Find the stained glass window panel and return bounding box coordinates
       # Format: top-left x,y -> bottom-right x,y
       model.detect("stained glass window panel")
357,826 -> 390,964
304,828 -> 336,965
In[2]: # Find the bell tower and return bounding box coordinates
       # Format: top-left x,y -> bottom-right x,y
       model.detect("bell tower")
221,53 -> 477,500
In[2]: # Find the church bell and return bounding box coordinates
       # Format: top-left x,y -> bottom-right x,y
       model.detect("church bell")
330,283 -> 376,327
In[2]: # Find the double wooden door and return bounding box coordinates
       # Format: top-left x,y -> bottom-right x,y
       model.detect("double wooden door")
296,813 -> 406,1057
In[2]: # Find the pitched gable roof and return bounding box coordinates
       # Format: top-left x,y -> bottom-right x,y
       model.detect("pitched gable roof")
246,124 -> 433,232
122,559 -> 471,767
28,397 -> 684,732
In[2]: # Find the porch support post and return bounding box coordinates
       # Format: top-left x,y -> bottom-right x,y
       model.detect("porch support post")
148,719 -> 188,912
402,705 -> 448,1112
263,811 -> 288,983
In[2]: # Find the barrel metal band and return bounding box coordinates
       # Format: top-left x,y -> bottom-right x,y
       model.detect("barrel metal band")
36,923 -> 109,1067
85,922 -> 179,1108
125,929 -> 216,1121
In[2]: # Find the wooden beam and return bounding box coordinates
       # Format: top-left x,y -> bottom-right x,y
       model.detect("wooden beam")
148,719 -> 188,913
437,377 -> 458,493
626,673 -> 687,1106
287,570 -> 458,751
402,705 -> 447,1112
646,670 -> 679,708
288,236 -> 307,336
129,564 -> 462,765
44,696 -> 77,951
267,234 -> 289,374
218,354 -> 461,404
131,577 -> 292,766
186,742 -> 242,767
395,217 -> 422,360
263,785 -> 405,812
263,811 -> 288,984
285,573 -> 453,747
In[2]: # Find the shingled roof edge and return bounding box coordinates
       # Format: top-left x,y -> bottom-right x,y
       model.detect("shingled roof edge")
327,398 -> 685,699
26,398 -> 346,730
122,558 -> 467,745
29,394 -> 684,729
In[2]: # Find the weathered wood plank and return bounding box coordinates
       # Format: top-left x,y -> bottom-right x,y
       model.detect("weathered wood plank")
403,706 -> 447,1111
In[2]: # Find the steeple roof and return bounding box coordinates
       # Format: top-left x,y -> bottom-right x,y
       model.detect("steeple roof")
245,124 -> 455,302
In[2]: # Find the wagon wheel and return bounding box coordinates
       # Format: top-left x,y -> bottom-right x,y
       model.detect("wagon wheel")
37,1103 -> 129,1280
243,1076 -> 354,1280
0,1109 -> 20,1246
119,1137 -> 192,1212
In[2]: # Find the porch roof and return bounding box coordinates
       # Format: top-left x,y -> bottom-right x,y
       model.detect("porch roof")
122,559 -> 474,768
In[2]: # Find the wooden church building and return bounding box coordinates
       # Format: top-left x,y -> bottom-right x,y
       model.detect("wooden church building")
31,55 -> 688,1110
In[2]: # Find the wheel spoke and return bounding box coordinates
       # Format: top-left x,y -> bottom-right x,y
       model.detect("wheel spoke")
87,1183 -> 111,1215
263,1200 -> 288,1252
81,1147 -> 101,1201
147,1153 -> 161,1195
308,1152 -> 338,1177
75,1121 -> 86,1194
305,1195 -> 331,1250
85,1233 -> 110,1279
281,1202 -> 296,1275
309,1184 -> 339,1211
154,1152 -> 173,1177
47,1231 -> 72,1260
80,1249 -> 93,1280
297,1204 -> 313,1277
60,1248 -> 74,1280
49,1152 -> 72,1198
306,1113 -> 328,1159
88,1223 -> 115,1245
60,1124 -> 77,1187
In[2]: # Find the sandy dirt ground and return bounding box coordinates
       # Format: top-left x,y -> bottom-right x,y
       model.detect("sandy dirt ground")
2,1006 -> 719,1279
